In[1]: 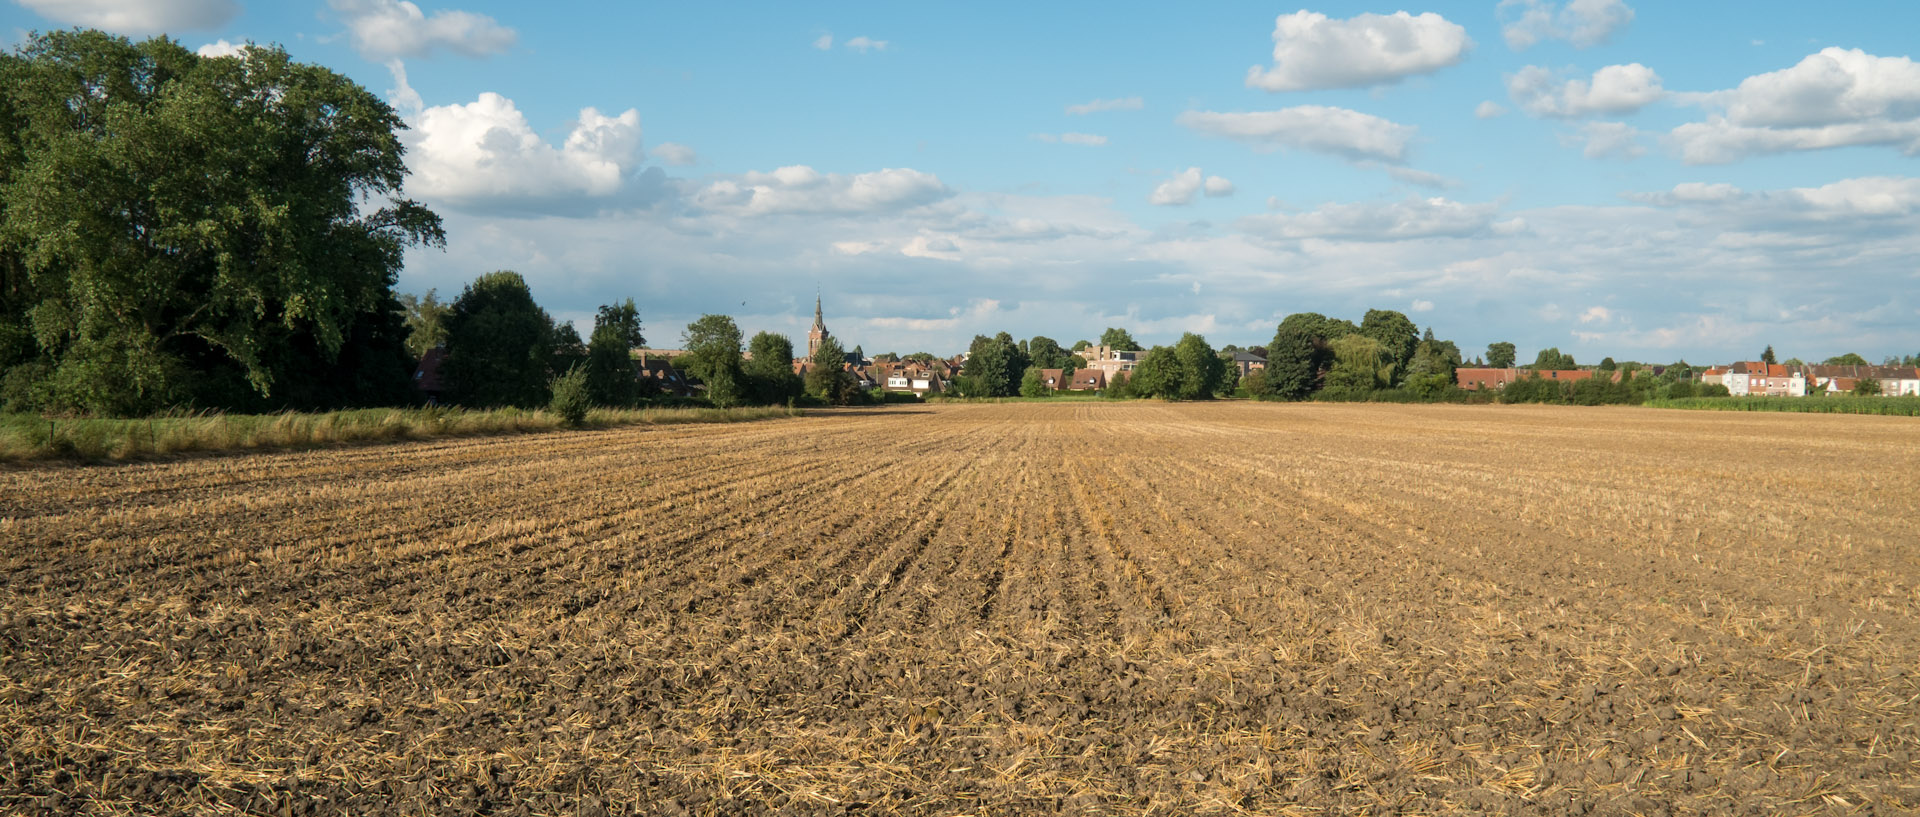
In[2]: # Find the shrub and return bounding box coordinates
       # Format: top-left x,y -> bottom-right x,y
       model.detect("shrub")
549,365 -> 592,427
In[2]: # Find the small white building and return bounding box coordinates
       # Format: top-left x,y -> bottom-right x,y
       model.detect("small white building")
1725,362 -> 1806,397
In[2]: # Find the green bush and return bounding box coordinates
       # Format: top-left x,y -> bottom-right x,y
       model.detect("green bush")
548,365 -> 592,427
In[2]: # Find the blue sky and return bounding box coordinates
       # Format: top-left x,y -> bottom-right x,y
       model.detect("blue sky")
8,1 -> 1920,363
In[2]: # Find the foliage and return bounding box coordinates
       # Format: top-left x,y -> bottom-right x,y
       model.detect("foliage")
1824,352 -> 1870,366
1128,346 -> 1179,398
806,335 -> 856,405
1099,327 -> 1139,350
1172,333 -> 1225,400
1853,378 -> 1882,396
1360,310 -> 1419,386
1258,324 -> 1317,401
444,271 -> 558,408
746,331 -> 802,405
681,314 -> 745,408
548,365 -> 591,426
962,333 -> 1028,397
1531,347 -> 1577,370
1650,395 -> 1920,415
1486,342 -> 1517,369
584,299 -> 644,407
1760,345 -> 1777,365
1019,368 -> 1047,398
1324,334 -> 1391,394
1027,335 -> 1077,373
1598,357 -> 1616,371
0,31 -> 443,415
400,290 -> 452,359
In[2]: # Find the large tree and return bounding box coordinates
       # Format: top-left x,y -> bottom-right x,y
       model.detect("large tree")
1324,334 -> 1390,393
1027,335 -> 1076,373
1172,332 -> 1225,399
1260,323 -> 1317,400
962,332 -> 1027,397
746,331 -> 801,404
1360,309 -> 1419,386
806,335 -> 856,404
585,298 -> 644,407
0,31 -> 442,415
1486,341 -> 1517,369
1531,347 -> 1577,371
443,271 -> 557,408
1128,346 -> 1179,398
1099,327 -> 1140,350
681,314 -> 745,407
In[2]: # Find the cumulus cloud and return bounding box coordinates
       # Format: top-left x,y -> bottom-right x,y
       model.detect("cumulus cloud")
1032,133 -> 1108,146
693,166 -> 951,217
330,0 -> 516,60
1669,48 -> 1920,163
1475,101 -> 1508,119
1246,10 -> 1471,92
196,39 -> 245,58
1500,0 -> 1634,50
1634,176 -> 1920,219
1149,168 -> 1234,206
1579,305 -> 1613,324
653,142 -> 698,166
1178,106 -> 1415,162
1066,96 -> 1144,115
1569,121 -> 1645,159
15,0 -> 237,35
1507,63 -> 1665,118
1240,197 -> 1500,241
405,93 -> 642,208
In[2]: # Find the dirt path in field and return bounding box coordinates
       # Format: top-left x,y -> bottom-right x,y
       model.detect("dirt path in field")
3,402 -> 1917,815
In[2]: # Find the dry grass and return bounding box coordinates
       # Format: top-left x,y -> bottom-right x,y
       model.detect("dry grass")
2,402 -> 1916,815
0,404 -> 802,462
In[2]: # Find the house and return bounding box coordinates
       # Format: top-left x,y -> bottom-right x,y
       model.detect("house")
1080,345 -> 1147,377
1805,365 -> 1920,396
1454,368 -> 1592,390
1699,367 -> 1728,387
1230,350 -> 1267,378
635,357 -> 693,397
413,347 -> 448,403
878,362 -> 945,396
1037,368 -> 1068,391
1068,369 -> 1107,391
1725,362 -> 1806,397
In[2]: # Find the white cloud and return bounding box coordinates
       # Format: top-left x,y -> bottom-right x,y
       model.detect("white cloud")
1178,106 -> 1415,162
653,142 -> 698,166
1066,96 -> 1145,115
1669,48 -> 1920,163
1475,100 -> 1507,119
1570,121 -> 1645,159
1500,0 -> 1634,50
196,39 -> 245,58
1507,63 -> 1664,118
1411,299 -> 1435,312
1246,10 -> 1471,92
329,0 -> 516,60
406,93 -> 642,207
1381,165 -> 1457,189
694,166 -> 951,217
16,0 -> 237,35
844,36 -> 888,52
384,59 -> 424,114
1150,168 -> 1202,206
1579,305 -> 1613,324
812,34 -> 833,50
1203,176 -> 1234,198
1033,132 -> 1108,146
1240,197 -> 1499,242
867,299 -> 1001,331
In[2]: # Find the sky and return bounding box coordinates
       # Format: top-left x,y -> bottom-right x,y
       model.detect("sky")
7,0 -> 1920,364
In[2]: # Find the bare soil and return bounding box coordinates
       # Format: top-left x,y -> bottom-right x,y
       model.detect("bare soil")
3,402 -> 1917,815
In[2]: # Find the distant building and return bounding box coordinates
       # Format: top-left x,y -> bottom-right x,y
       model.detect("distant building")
807,295 -> 830,358
1068,369 -> 1107,391
1229,350 -> 1267,379
1725,362 -> 1806,397
1080,345 -> 1147,377
1454,368 -> 1593,390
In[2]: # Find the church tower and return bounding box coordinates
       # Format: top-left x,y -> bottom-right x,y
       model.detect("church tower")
807,294 -> 830,358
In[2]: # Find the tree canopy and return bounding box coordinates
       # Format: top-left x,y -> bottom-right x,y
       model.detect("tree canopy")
1486,342 -> 1517,369
746,331 -> 801,404
585,298 -> 643,407
443,271 -> 556,408
1099,327 -> 1139,350
681,314 -> 744,407
0,31 -> 442,415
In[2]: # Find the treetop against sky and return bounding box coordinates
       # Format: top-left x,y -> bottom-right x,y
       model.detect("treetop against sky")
5,0 -> 1918,362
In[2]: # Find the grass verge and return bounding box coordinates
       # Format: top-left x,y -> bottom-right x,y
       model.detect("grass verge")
1,404 -> 803,463
1646,396 -> 1920,416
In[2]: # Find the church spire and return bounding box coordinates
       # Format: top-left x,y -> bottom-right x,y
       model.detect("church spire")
808,291 -> 830,358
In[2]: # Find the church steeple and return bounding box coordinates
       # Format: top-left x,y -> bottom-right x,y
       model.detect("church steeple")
807,293 -> 830,358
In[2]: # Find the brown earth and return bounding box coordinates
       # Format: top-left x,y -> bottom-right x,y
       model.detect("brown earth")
2,402 -> 1917,816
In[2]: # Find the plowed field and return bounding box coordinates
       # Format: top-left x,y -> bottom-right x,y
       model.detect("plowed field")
4,402 -> 1918,815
